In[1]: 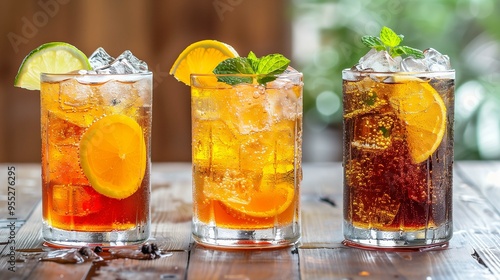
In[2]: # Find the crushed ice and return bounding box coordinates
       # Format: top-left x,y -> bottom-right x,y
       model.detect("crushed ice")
354,48 -> 452,72
87,47 -> 149,74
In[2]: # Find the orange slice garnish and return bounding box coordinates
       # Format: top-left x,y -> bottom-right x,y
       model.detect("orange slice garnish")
169,40 -> 238,86
216,182 -> 295,218
79,114 -> 146,199
387,78 -> 447,163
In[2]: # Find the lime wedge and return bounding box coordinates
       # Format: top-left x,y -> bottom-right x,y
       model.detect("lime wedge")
14,42 -> 91,90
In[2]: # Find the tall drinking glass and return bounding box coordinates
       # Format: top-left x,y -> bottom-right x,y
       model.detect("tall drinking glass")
190,72 -> 303,248
40,72 -> 152,247
342,70 -> 454,249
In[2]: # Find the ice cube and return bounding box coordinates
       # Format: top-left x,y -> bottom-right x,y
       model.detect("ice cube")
47,145 -> 89,185
59,78 -> 95,111
279,66 -> 303,83
401,56 -> 428,72
228,84 -> 271,134
47,114 -> 86,145
96,50 -> 148,74
343,76 -> 389,119
423,48 -> 451,71
98,80 -> 139,110
202,168 -> 262,204
52,185 -> 102,216
192,96 -> 220,121
133,77 -> 153,104
266,71 -> 302,121
209,120 -> 240,168
266,86 -> 300,121
239,133 -> 272,170
370,194 -> 400,226
88,47 -> 115,70
356,49 -> 402,72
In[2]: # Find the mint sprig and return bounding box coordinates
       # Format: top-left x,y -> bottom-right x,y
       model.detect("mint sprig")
361,26 -> 424,59
213,51 -> 290,85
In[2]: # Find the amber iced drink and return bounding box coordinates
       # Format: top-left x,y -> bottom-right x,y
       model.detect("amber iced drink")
15,43 -> 152,247
342,27 -> 454,249
169,40 -> 303,248
190,72 -> 302,248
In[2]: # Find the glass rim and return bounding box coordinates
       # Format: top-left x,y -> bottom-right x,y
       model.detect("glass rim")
342,68 -> 455,78
190,72 -> 303,78
41,71 -> 152,77
40,71 -> 152,83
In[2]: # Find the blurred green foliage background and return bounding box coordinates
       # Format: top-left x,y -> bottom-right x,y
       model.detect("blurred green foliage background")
292,0 -> 500,160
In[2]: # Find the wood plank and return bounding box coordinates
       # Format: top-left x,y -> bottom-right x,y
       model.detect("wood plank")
453,167 -> 500,276
299,162 -> 344,247
83,251 -> 188,280
187,244 -> 299,280
1,162 -> 500,280
150,162 -> 193,251
28,261 -> 93,280
0,202 -> 43,279
300,198 -> 343,248
456,161 -> 500,214
0,163 -> 41,220
0,163 -> 41,272
299,240 -> 493,280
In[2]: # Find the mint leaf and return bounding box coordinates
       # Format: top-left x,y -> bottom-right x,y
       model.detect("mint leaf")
247,51 -> 258,61
398,46 -> 424,59
247,51 -> 260,70
390,46 -> 406,57
362,26 -> 424,59
256,54 -> 289,74
255,54 -> 290,84
379,26 -> 402,48
379,126 -> 391,138
361,36 -> 384,49
213,57 -> 253,85
213,52 -> 290,85
364,92 -> 377,106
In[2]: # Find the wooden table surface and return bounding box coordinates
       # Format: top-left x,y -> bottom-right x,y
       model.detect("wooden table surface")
1,162 -> 499,280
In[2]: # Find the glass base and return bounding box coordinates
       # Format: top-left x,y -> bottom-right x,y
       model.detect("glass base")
343,220 -> 452,251
42,221 -> 150,248
192,222 -> 301,249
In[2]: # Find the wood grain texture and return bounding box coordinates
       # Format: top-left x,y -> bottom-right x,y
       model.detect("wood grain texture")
0,164 -> 42,220
299,244 -> 493,280
453,162 -> 500,276
456,161 -> 500,215
83,252 -> 189,280
0,162 -> 499,280
149,163 -> 193,251
299,162 -> 344,247
187,244 -> 299,280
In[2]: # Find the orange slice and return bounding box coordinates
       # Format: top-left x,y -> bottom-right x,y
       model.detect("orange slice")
387,78 -> 447,163
79,114 -> 146,199
169,40 -> 238,86
219,182 -> 295,218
